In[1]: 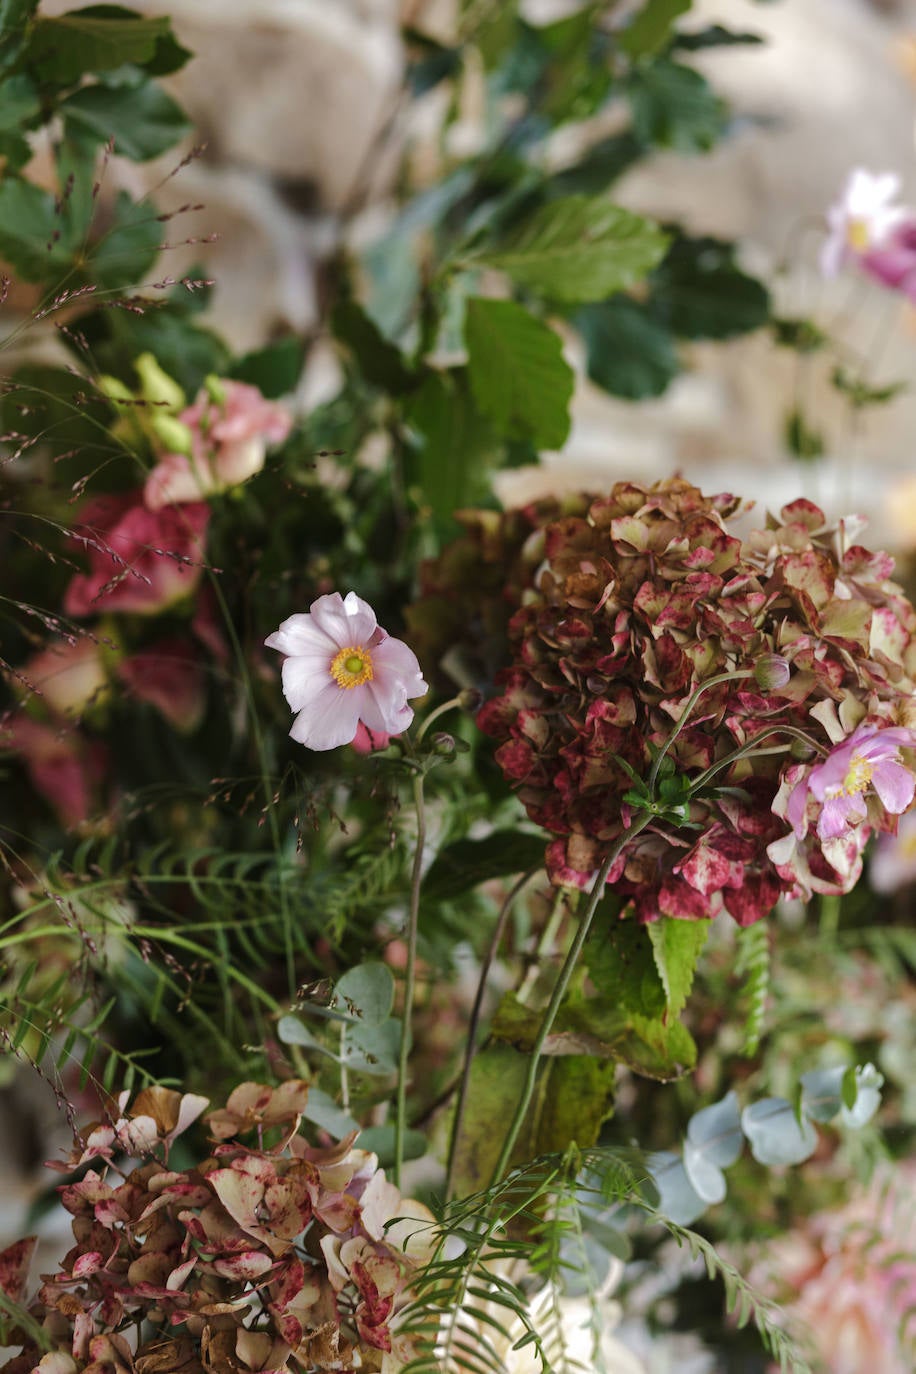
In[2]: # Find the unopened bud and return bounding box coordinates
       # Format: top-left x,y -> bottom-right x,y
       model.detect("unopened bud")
134,352 -> 185,411
458,687 -> 482,713
430,731 -> 457,756
204,373 -> 228,408
150,414 -> 194,456
754,654 -> 791,691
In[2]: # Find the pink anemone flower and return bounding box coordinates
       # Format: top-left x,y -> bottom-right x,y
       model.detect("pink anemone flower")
786,723 -> 916,842
265,592 -> 428,751
821,169 -> 907,278
860,218 -> 916,301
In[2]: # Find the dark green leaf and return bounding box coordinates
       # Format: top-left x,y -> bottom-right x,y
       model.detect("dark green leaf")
577,296 -> 679,399
86,189 -> 160,288
0,176 -> 75,280
771,316 -> 827,353
406,368 -> 500,534
472,195 -> 669,303
0,0 -> 37,72
549,131 -> 642,197
628,59 -> 727,152
783,406 -> 824,462
465,297 -> 573,450
673,24 -> 764,51
230,337 -> 304,398
649,233 -> 770,338
26,7 -> 177,84
404,27 -> 462,95
647,917 -> 710,1016
422,830 -> 545,904
61,79 -> 190,160
331,297 -> 417,395
0,364 -> 111,445
584,906 -> 666,1019
620,0 -> 690,60
0,73 -> 40,130
69,303 -> 231,394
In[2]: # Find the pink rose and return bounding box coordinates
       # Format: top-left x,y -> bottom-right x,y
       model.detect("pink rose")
64,492 -> 210,617
20,638 -> 106,716
117,639 -> 206,733
2,715 -> 107,827
144,381 -> 292,510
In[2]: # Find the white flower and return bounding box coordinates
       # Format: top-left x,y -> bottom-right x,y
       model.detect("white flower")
821,169 -> 907,277
265,592 -> 428,750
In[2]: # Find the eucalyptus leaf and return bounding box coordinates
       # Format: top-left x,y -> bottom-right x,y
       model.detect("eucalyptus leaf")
686,1091 -> 743,1168
470,195 -> 670,304
682,1141 -> 727,1206
799,1065 -> 846,1123
331,962 -> 396,1026
839,1063 -> 883,1128
343,1018 -> 401,1076
647,1150 -> 706,1226
741,1097 -> 818,1166
301,1087 -> 359,1140
356,1125 -> 427,1166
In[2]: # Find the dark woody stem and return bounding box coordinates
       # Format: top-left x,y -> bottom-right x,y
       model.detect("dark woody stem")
488,813 -> 652,1187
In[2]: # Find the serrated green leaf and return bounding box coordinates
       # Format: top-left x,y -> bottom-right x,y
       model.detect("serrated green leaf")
406,367 -> 500,533
620,0 -> 690,60
0,176 -> 76,280
628,59 -> 727,152
0,0 -> 37,71
577,295 -> 679,399
422,830 -> 545,904
230,336 -> 304,398
584,904 -> 666,1018
649,233 -> 770,338
26,7 -> 176,85
465,297 -> 573,450
471,195 -> 669,303
61,79 -> 190,160
647,917 -> 709,1015
87,189 -> 161,288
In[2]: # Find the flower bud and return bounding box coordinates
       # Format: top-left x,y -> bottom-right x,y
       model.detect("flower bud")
150,414 -> 195,456
430,731 -> 457,756
134,352 -> 185,412
458,687 -> 482,712
754,654 -> 791,691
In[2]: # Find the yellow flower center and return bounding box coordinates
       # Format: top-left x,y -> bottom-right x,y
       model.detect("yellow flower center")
840,753 -> 874,797
330,645 -> 374,689
847,218 -> 871,252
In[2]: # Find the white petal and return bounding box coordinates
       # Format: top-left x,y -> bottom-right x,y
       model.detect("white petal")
280,653 -> 333,711
358,682 -> 412,735
372,636 -> 428,699
265,613 -> 336,658
289,682 -> 361,750
309,591 -> 378,647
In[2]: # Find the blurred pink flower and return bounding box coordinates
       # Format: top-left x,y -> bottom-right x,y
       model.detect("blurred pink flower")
351,722 -> 392,753
64,492 -> 210,617
861,218 -> 916,300
265,592 -> 427,751
869,808 -> 916,893
1,716 -> 107,827
117,639 -> 206,732
20,638 -> 106,717
144,380 -> 292,509
786,723 -> 916,842
821,169 -> 907,277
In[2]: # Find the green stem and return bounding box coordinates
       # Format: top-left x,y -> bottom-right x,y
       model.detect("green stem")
819,893 -> 841,937
688,724 -> 826,795
415,694 -> 464,745
488,815 -> 651,1187
445,868 -> 536,1202
647,669 -> 753,797
394,770 -> 426,1188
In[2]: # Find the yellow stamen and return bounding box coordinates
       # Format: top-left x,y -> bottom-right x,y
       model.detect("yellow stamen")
847,218 -> 871,252
330,645 -> 374,689
840,753 -> 873,797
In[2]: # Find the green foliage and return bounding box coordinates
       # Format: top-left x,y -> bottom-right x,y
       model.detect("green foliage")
464,297 -> 574,450
576,296 -> 680,399
735,919 -> 770,1055
627,59 -> 727,151
620,0 -> 691,60
647,916 -> 710,1016
406,369 -> 500,532
60,79 -> 191,160
649,232 -> 771,338
422,831 -> 545,905
229,337 -> 305,398
469,196 -> 671,304
24,5 -> 190,85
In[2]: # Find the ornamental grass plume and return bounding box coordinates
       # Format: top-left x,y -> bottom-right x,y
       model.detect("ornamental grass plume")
0,1083 -> 435,1374
472,480 -> 916,924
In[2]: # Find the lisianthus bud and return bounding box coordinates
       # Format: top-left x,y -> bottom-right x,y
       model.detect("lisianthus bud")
134,352 -> 185,411
150,413 -> 195,456
754,654 -> 791,690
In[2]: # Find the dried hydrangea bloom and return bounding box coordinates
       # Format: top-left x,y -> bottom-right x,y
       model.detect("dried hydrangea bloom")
475,481 -> 916,923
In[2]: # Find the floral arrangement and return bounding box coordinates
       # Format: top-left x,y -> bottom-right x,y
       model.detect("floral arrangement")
1,3 -> 915,1373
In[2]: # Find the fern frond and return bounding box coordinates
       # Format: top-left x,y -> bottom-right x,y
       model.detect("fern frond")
735,919 -> 770,1055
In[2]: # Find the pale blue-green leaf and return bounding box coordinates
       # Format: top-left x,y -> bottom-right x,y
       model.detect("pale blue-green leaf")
647,1150 -> 706,1225
741,1097 -> 818,1166
557,1231 -> 616,1298
839,1063 -> 884,1128
683,1140 -> 727,1206
343,1017 -> 401,1076
799,1065 -> 846,1123
471,196 -> 670,304
301,1087 -> 359,1140
331,962 -> 395,1026
686,1090 -> 743,1168
357,1124 -> 427,1165
276,1013 -> 319,1048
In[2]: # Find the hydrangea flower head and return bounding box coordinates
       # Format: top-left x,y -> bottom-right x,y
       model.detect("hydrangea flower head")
786,723 -> 916,842
821,168 -> 906,277
266,592 -> 428,751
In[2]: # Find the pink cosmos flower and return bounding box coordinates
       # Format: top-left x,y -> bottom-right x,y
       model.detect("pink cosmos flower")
144,380 -> 292,510
786,723 -> 916,842
64,492 -> 210,617
821,169 -> 907,278
265,592 -> 428,751
860,218 -> 916,301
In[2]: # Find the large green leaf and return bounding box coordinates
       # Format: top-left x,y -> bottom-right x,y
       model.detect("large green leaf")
465,297 -> 573,450
628,59 -> 727,152
26,5 -> 187,85
0,0 -> 37,71
61,79 -> 190,160
584,905 -> 666,1019
471,195 -> 670,304
331,297 -> 417,395
649,233 -> 770,338
577,296 -> 679,399
0,73 -> 39,129
230,337 -> 304,399
406,368 -> 500,533
620,0 -> 690,59
0,176 -> 75,280
647,917 -> 710,1016
549,131 -> 643,198
422,830 -> 546,905
86,189 -> 160,288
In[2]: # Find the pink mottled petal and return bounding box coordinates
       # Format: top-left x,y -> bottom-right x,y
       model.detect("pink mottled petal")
871,760 -> 916,815
785,777 -> 810,839
816,794 -> 859,841
309,592 -> 377,647
290,682 -> 361,750
265,613 -> 336,658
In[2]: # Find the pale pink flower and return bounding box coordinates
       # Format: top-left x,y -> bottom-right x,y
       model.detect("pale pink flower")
786,723 -> 916,842
265,592 -> 427,751
64,492 -> 209,617
821,169 -> 907,278
860,218 -> 916,300
1,716 -> 107,827
21,639 -> 106,716
144,380 -> 292,509
117,639 -> 206,733
351,722 -> 391,753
